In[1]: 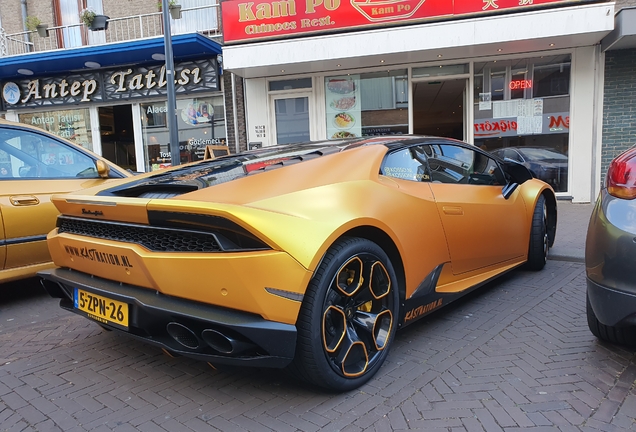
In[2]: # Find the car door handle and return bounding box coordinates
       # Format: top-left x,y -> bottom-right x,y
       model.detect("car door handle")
442,206 -> 463,215
10,195 -> 40,206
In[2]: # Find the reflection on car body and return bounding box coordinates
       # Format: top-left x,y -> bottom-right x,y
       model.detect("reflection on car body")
39,135 -> 557,391
491,146 -> 568,192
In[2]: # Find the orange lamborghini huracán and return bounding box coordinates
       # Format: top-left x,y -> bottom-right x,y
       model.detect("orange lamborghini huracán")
40,136 -> 556,391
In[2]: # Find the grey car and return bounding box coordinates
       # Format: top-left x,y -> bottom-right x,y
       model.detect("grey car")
586,147 -> 636,346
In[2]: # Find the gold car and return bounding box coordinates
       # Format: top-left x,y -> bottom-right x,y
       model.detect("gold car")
39,136 -> 556,391
0,119 -> 129,283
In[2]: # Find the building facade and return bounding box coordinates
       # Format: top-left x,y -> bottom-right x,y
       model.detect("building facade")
221,0 -> 616,203
0,0 -> 230,172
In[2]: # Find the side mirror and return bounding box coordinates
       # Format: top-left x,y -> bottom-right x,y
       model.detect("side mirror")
502,158 -> 532,184
95,160 -> 110,178
500,158 -> 532,200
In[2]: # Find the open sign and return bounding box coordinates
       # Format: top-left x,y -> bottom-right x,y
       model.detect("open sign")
509,79 -> 533,90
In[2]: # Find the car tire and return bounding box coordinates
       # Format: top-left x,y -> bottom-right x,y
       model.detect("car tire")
526,195 -> 548,271
587,294 -> 636,346
290,237 -> 399,391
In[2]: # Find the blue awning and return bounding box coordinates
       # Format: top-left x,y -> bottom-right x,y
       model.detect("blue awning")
0,33 -> 222,80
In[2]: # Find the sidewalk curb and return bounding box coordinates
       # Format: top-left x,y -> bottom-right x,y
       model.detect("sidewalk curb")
548,254 -> 585,263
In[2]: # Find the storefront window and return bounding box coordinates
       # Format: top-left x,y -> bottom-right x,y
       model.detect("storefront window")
141,96 -> 226,172
474,55 -> 571,192
269,78 -> 312,91
325,69 -> 408,139
412,64 -> 469,78
18,108 -> 93,151
490,70 -> 506,101
533,63 -> 571,97
511,66 -> 529,100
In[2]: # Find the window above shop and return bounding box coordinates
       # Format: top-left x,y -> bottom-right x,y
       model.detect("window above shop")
412,64 -> 469,79
474,55 -> 571,101
268,78 -> 312,91
533,64 -> 571,98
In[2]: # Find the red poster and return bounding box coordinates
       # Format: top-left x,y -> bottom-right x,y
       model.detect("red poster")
222,0 -> 594,44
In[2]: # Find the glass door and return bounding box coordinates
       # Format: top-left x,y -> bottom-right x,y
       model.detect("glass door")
411,78 -> 468,141
270,93 -> 312,145
98,105 -> 136,172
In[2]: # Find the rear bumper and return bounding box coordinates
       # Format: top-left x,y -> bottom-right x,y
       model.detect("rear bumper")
39,268 -> 297,368
585,190 -> 636,328
587,277 -> 636,327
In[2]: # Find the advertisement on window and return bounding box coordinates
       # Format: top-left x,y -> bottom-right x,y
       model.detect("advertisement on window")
18,109 -> 93,151
474,112 -> 569,138
325,75 -> 361,139
141,97 -> 226,172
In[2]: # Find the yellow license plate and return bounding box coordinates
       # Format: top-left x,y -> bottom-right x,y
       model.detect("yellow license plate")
74,288 -> 129,329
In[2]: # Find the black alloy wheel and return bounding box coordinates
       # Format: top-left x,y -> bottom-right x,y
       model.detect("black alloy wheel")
291,237 -> 399,391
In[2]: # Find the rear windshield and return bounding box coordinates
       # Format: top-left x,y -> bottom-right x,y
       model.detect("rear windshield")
101,140 -> 365,197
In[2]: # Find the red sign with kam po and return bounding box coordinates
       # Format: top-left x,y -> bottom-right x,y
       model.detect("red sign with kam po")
221,0 -> 594,44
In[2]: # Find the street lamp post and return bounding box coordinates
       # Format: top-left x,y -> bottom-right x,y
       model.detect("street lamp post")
162,0 -> 181,167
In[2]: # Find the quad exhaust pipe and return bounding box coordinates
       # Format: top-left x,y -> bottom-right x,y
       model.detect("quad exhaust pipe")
201,329 -> 256,355
165,323 -> 257,355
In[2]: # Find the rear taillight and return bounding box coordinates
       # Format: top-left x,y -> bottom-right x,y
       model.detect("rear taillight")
607,148 -> 636,199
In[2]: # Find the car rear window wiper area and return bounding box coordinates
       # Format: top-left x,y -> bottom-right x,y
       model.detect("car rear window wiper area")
99,147 -> 345,198
109,183 -> 201,198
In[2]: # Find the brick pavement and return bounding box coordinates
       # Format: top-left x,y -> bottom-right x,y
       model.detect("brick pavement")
0,201 -> 632,431
549,200 -> 595,263
1,258 -> 635,431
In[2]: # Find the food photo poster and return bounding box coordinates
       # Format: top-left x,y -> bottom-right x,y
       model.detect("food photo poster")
325,75 -> 361,139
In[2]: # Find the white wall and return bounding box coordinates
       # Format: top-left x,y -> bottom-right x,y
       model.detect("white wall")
224,3 -> 614,79
570,45 -> 601,203
244,78 -> 270,147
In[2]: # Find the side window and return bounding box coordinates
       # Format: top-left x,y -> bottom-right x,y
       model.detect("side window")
0,128 -> 98,179
381,146 -> 431,182
472,152 -> 506,186
425,143 -> 506,186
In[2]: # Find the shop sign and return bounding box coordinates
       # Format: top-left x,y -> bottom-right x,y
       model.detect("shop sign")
1,72 -> 102,110
0,59 -> 219,111
221,0 -> 595,43
103,59 -> 219,101
474,112 -> 569,138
